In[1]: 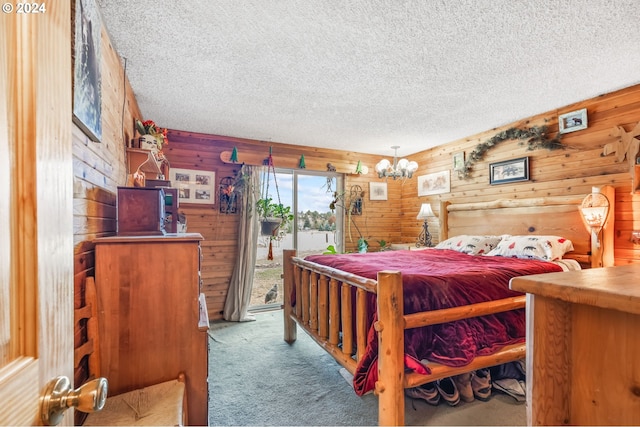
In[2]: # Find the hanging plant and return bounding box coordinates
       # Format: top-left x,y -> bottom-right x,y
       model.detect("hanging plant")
459,125 -> 564,179
256,197 -> 294,233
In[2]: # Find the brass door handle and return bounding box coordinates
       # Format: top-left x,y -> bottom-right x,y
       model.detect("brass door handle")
40,376 -> 108,426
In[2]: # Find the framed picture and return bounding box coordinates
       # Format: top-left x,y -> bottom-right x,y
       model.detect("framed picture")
489,157 -> 530,185
369,182 -> 388,200
171,168 -> 216,205
72,0 -> 102,142
417,171 -> 450,196
558,108 -> 587,134
453,151 -> 465,171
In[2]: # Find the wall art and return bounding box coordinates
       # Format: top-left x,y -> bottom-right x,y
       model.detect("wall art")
489,157 -> 529,185
559,108 -> 588,134
73,0 -> 102,142
369,182 -> 388,200
171,168 -> 216,205
417,171 -> 450,196
453,151 -> 465,171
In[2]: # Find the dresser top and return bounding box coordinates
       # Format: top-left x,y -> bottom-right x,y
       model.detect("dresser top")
510,263 -> 640,315
94,233 -> 203,244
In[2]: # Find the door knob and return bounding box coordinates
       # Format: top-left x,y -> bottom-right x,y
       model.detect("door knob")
40,376 -> 108,426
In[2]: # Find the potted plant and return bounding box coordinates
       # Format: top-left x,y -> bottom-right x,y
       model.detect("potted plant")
256,197 -> 294,236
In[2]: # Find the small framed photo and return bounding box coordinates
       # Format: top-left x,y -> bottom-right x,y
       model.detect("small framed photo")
369,182 -> 388,200
453,151 -> 465,171
558,108 -> 587,134
490,157 -> 529,185
170,168 -> 216,205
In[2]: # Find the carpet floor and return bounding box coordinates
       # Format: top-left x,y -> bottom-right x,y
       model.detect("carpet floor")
208,310 -> 526,426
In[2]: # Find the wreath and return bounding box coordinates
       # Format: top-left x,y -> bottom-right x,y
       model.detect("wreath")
459,125 -> 564,179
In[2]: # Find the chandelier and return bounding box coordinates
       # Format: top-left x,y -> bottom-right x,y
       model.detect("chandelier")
374,146 -> 418,180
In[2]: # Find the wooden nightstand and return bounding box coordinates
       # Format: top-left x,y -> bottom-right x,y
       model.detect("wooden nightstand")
510,264 -> 640,426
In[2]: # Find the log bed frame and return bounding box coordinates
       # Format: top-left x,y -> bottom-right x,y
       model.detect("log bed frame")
282,189 -> 614,426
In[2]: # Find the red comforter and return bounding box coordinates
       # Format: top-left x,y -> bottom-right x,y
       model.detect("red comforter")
303,249 -> 563,395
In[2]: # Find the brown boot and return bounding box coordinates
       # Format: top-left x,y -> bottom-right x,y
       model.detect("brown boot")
453,372 -> 474,402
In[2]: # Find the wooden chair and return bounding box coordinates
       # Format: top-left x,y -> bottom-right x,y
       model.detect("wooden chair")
74,277 -> 188,426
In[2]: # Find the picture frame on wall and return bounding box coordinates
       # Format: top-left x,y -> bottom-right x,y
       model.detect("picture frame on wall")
171,168 -> 216,205
72,0 -> 102,142
369,182 -> 388,200
489,157 -> 529,185
417,171 -> 450,196
558,108 -> 588,134
453,151 -> 465,171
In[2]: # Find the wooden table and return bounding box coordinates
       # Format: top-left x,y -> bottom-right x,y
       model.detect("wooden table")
510,264 -> 640,426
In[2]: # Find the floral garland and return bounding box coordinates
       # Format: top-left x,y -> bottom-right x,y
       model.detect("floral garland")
459,125 -> 563,179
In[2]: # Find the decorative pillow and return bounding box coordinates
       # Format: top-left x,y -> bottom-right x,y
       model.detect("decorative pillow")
434,235 -> 503,255
485,235 -> 574,261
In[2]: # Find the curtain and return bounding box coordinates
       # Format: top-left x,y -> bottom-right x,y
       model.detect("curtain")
223,165 -> 262,321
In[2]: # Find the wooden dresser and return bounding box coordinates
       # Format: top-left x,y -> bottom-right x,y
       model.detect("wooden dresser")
510,264 -> 640,426
94,233 -> 209,425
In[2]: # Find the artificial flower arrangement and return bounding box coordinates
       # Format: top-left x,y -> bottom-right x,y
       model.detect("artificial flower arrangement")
135,119 -> 169,150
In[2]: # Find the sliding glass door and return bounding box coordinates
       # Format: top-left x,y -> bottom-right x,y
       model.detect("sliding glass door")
251,169 -> 342,309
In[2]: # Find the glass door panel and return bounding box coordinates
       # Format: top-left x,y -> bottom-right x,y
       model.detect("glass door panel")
250,170 -> 342,310
294,173 -> 343,258
252,170 -> 293,308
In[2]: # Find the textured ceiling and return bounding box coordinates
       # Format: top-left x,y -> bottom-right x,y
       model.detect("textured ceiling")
97,0 -> 640,157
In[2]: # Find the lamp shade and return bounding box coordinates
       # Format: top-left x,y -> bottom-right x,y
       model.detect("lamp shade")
416,203 -> 435,220
580,187 -> 610,233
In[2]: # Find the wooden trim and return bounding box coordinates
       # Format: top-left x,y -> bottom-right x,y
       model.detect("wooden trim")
447,196 -> 584,211
404,295 -> 525,329
376,270 -> 405,427
93,233 -> 203,243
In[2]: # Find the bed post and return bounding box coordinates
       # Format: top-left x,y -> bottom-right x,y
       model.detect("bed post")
283,249 -> 297,343
440,200 -> 450,242
376,270 -> 404,427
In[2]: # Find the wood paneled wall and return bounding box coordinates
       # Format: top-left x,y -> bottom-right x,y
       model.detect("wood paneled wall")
399,85 -> 640,265
72,18 -> 640,322
164,131 -> 396,318
73,23 -> 141,289
165,84 -> 640,321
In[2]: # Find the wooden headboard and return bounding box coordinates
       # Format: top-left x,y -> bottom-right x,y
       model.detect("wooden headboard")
439,187 -> 615,268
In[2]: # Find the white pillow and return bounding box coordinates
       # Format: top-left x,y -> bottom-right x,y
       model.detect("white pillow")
434,235 -> 503,255
485,235 -> 574,261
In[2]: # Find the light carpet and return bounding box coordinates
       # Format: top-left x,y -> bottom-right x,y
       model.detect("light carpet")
208,310 -> 526,426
